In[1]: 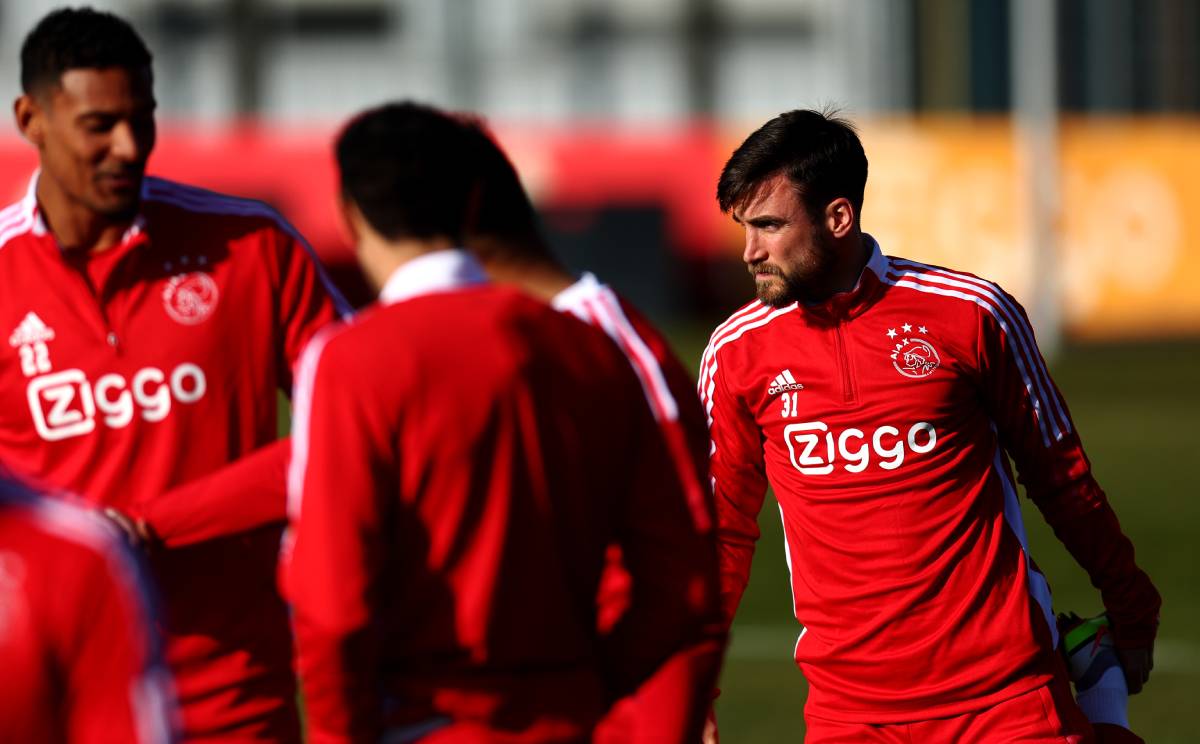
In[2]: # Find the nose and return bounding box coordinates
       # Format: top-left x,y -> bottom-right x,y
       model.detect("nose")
742,229 -> 767,266
110,120 -> 154,164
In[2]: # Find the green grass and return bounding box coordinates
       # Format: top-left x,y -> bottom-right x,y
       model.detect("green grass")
677,339 -> 1200,742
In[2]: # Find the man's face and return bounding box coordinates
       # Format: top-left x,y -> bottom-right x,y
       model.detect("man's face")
23,66 -> 156,219
733,172 -> 836,307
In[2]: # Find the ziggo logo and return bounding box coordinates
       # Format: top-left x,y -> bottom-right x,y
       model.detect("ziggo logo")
26,364 -> 207,442
784,421 -> 937,474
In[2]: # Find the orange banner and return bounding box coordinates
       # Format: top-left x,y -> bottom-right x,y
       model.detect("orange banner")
852,118 -> 1200,339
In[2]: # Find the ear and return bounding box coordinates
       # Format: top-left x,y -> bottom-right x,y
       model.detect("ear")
337,194 -> 366,244
13,94 -> 45,147
825,197 -> 856,239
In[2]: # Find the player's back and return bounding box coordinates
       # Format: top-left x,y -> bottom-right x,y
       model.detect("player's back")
292,283 -> 665,735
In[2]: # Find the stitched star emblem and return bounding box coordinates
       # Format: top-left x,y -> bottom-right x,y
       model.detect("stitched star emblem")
886,328 -> 897,339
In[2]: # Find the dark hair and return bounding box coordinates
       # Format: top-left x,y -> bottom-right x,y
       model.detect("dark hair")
337,101 -> 486,243
717,109 -> 868,219
21,7 -> 153,94
454,117 -> 550,260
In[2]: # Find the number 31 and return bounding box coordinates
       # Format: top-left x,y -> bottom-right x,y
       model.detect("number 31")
780,391 -> 799,418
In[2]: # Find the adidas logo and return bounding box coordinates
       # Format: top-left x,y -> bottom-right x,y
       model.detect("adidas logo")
9,312 -> 55,348
768,369 -> 804,395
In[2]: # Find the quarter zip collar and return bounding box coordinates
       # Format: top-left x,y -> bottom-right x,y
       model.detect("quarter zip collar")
21,170 -> 150,252
801,234 -> 889,322
378,249 -> 489,306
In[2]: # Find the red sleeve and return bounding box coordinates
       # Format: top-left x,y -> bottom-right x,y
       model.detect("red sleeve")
134,221 -> 345,548
283,330 -> 385,744
61,516 -> 177,744
272,226 -> 349,391
134,439 -> 290,548
698,338 -> 769,627
602,375 -> 724,744
976,288 -> 1160,647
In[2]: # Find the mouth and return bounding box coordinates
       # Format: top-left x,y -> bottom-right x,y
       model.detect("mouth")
96,170 -> 143,192
749,264 -> 782,280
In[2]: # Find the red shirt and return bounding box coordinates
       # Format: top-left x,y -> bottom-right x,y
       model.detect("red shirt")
0,478 -> 176,744
285,250 -> 719,744
0,174 -> 344,740
552,274 -> 723,742
552,273 -> 713,535
699,239 -> 1159,723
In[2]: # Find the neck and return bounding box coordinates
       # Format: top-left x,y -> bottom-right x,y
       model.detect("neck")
363,236 -> 457,292
36,175 -> 133,253
808,230 -> 872,304
470,236 -> 574,302
480,257 -> 574,303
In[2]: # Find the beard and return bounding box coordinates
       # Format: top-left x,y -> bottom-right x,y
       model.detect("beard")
746,226 -> 839,307
748,263 -> 797,307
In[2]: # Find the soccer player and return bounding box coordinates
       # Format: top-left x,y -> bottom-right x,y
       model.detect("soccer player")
0,475 -> 177,744
284,101 -> 720,744
700,109 -> 1160,741
1,8 -> 346,740
442,112 -> 724,741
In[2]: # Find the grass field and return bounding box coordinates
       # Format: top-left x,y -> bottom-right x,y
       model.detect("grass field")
664,336 -> 1200,742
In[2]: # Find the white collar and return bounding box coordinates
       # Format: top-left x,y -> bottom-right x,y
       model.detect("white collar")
550,271 -> 602,311
21,172 -> 46,237
863,234 -> 889,280
378,249 -> 489,305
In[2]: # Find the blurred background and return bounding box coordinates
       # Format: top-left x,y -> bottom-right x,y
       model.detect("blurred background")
2,0 -> 1197,740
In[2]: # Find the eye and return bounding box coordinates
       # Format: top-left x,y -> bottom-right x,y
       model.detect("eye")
80,117 -> 116,134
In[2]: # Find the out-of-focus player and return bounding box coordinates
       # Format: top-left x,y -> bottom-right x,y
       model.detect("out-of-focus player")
425,109 -> 724,741
284,101 -> 720,744
0,474 -> 177,744
2,8 -> 346,740
700,109 -> 1159,742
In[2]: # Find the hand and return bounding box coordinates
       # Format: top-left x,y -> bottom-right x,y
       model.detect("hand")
1116,644 -> 1154,694
101,507 -> 154,550
701,705 -> 719,744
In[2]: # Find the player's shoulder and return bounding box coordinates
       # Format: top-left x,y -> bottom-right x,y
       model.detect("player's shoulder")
0,479 -> 128,566
882,253 -> 1022,308
703,298 -> 798,357
0,183 -> 41,253
140,176 -> 294,237
571,279 -> 691,371
305,284 -> 531,359
477,284 -> 611,351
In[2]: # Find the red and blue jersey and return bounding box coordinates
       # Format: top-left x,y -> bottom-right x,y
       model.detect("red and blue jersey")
0,173 -> 345,740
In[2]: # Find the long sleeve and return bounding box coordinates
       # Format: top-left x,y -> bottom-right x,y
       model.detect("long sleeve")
283,331 -> 386,744
272,226 -> 350,390
698,339 -> 769,627
602,388 -> 723,744
135,439 -> 290,548
976,288 -> 1160,647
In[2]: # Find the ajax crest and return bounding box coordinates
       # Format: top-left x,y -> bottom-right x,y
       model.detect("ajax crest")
163,272 -> 219,325
886,322 -> 940,378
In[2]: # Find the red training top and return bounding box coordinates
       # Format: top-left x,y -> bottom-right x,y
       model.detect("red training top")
285,250 -> 720,744
0,477 -> 176,744
699,239 -> 1159,723
0,174 -> 344,740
